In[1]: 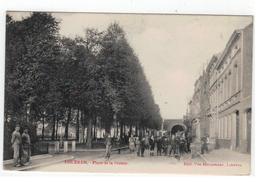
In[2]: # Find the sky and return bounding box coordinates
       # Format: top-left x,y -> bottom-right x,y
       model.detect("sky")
8,12 -> 252,119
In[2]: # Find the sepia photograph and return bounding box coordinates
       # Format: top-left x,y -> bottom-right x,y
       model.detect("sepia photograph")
2,11 -> 253,175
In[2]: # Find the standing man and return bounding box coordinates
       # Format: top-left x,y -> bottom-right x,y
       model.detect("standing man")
161,134 -> 168,156
186,131 -> 192,153
201,134 -> 209,154
11,124 -> 22,167
105,133 -> 112,160
144,133 -> 150,156
168,134 -> 175,157
140,135 -> 146,157
135,136 -> 141,156
149,135 -> 155,156
174,132 -> 181,160
21,128 -> 31,165
156,136 -> 162,156
179,131 -> 186,155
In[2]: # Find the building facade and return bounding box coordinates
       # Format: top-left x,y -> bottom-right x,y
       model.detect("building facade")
207,23 -> 253,153
188,71 -> 210,140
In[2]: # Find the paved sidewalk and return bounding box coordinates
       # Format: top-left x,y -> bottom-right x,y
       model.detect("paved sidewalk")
196,149 -> 251,175
3,154 -> 74,171
200,149 -> 250,163
3,146 -> 129,171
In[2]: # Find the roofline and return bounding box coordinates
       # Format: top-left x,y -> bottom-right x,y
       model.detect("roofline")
215,30 -> 241,69
206,54 -> 219,72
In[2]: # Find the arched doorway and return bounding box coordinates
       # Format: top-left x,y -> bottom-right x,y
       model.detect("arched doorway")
171,124 -> 186,135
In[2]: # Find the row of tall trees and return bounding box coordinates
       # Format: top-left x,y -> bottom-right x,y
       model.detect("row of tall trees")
4,12 -> 162,149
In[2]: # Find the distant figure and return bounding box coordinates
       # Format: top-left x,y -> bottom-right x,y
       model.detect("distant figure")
186,131 -> 192,153
174,132 -> 181,160
215,134 -> 220,149
144,134 -> 150,156
156,136 -> 162,156
149,135 -> 155,156
180,131 -> 186,155
21,128 -> 31,165
201,134 -> 209,154
161,135 -> 168,156
176,130 -> 181,138
140,136 -> 146,157
168,134 -> 175,157
135,136 -> 141,156
11,125 -> 22,167
166,135 -> 172,156
105,133 -> 112,160
129,134 -> 135,153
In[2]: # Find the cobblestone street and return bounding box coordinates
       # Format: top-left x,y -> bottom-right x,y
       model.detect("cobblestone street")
20,149 -> 250,175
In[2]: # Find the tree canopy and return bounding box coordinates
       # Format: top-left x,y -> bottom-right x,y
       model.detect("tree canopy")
5,13 -> 162,148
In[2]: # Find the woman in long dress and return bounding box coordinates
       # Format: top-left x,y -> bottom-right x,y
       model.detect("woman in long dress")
129,134 -> 135,153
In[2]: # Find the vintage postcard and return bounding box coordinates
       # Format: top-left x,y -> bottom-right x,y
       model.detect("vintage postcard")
3,11 -> 253,175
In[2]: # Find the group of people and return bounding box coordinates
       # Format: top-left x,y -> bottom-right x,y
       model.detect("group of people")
11,125 -> 31,167
158,130 -> 192,158
129,134 -> 156,157
103,130 -> 209,160
128,130 -> 192,159
10,124 -> 210,165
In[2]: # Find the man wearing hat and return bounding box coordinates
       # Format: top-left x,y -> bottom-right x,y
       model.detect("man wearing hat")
11,124 -> 22,167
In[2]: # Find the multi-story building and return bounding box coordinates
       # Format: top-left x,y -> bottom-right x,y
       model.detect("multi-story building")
206,53 -> 222,139
207,23 -> 253,153
188,70 -> 210,140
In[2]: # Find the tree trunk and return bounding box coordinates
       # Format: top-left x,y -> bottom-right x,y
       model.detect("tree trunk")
116,121 -> 119,137
113,125 -> 116,138
55,118 -> 59,140
129,125 -> 132,137
120,122 -> 123,139
4,111 -> 8,124
76,109 -> 80,141
122,124 -> 125,137
25,105 -> 28,124
82,111 -> 85,143
91,123 -> 93,138
51,112 -> 56,140
64,107 -> 71,140
41,116 -> 45,140
142,126 -> 145,137
86,113 -> 92,149
135,124 -> 138,136
93,120 -> 96,139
